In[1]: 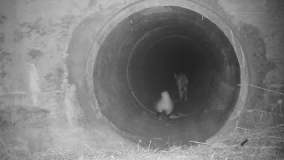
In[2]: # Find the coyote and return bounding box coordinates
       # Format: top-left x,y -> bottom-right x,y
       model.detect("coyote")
174,73 -> 188,101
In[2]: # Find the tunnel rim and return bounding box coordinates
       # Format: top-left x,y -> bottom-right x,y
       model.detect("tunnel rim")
86,0 -> 248,145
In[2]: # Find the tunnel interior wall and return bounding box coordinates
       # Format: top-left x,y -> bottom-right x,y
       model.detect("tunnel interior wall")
92,5 -> 241,148
0,0 -> 283,151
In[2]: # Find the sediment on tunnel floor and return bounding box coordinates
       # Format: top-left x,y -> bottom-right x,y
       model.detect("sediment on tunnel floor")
89,3 -> 246,149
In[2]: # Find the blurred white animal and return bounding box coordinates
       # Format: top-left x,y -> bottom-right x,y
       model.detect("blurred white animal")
174,73 -> 188,101
155,91 -> 174,119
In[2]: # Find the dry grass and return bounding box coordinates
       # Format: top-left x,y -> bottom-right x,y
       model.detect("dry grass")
1,126 -> 284,160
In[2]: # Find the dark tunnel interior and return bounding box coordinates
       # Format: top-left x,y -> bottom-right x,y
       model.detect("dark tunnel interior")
93,6 -> 241,149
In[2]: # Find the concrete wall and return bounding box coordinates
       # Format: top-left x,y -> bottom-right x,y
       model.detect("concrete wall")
0,0 -> 283,151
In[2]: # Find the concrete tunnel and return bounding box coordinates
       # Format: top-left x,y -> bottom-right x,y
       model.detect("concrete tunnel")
92,6 -> 242,148
1,0 -> 284,152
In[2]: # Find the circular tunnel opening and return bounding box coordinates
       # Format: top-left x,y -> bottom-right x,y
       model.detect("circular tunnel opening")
93,6 -> 241,149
